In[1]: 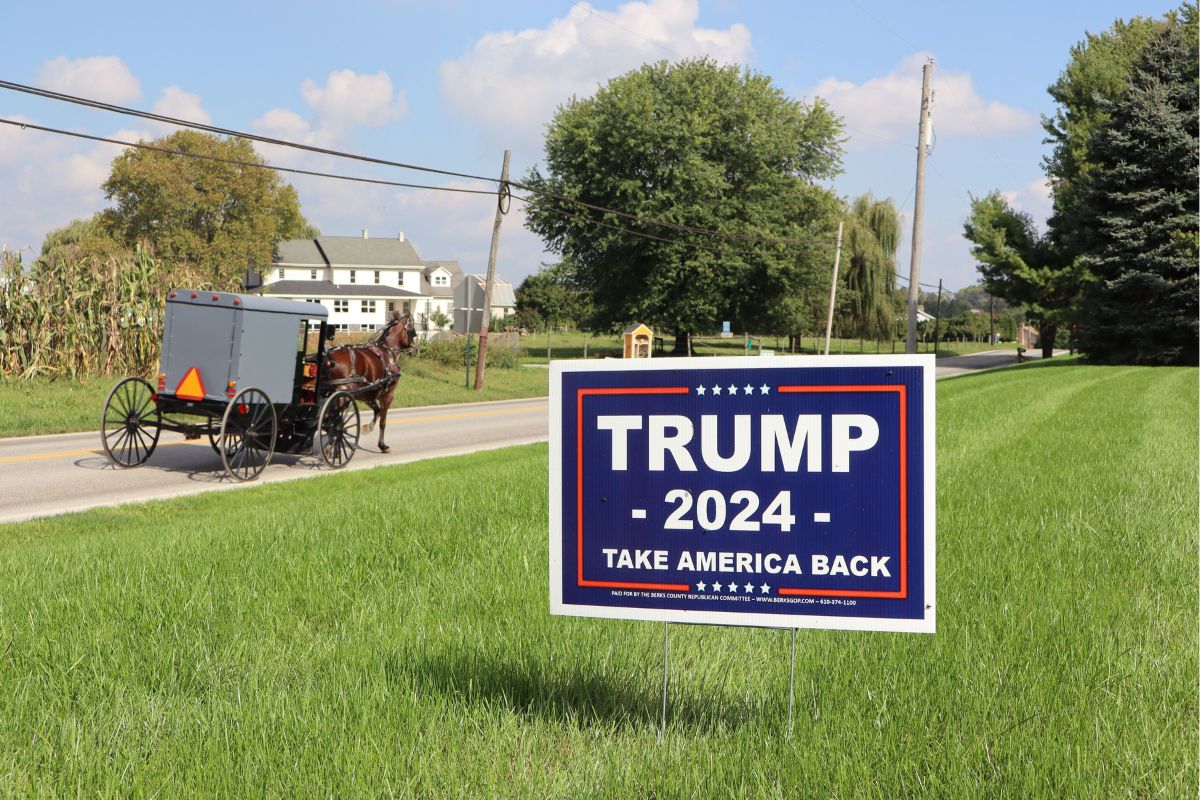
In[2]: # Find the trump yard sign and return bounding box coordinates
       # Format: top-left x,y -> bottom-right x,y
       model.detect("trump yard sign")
549,356 -> 936,634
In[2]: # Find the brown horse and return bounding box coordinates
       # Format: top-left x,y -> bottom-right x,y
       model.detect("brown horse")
325,311 -> 416,452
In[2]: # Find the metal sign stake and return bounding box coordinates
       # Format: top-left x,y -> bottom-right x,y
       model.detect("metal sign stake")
787,628 -> 797,739
659,622 -> 670,739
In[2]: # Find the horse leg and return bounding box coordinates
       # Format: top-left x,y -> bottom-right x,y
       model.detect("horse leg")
377,387 -> 395,452
362,399 -> 380,436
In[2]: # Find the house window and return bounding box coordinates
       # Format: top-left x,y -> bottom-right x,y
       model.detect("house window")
277,268 -> 285,280
433,274 -> 448,287
333,300 -> 348,313
361,300 -> 376,314
363,324 -> 377,332
374,270 -> 381,284
402,301 -> 411,314
310,269 -> 317,280
387,301 -> 395,312
349,270 -> 356,284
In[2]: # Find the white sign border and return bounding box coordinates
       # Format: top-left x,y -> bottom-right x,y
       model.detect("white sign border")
549,354 -> 936,634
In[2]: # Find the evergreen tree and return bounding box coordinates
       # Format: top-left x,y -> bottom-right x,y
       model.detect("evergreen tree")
1075,23 -> 1199,365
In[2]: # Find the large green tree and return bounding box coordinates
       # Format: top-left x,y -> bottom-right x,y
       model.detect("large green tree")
963,193 -> 1081,358
1074,23 -> 1198,364
1042,13 -> 1170,260
521,58 -> 843,349
99,130 -> 312,287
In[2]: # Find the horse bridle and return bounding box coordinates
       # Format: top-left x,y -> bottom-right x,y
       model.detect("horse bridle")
369,314 -> 418,356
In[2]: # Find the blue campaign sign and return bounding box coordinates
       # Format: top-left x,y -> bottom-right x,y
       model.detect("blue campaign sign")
549,355 -> 936,634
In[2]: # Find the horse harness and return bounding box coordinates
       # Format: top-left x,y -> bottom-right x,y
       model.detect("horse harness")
323,316 -> 414,393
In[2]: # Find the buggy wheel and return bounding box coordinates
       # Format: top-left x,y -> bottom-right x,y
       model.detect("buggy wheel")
220,387 -> 276,481
100,377 -> 161,468
315,390 -> 360,469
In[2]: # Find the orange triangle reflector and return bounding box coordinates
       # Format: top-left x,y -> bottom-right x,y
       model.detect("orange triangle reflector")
175,367 -> 206,400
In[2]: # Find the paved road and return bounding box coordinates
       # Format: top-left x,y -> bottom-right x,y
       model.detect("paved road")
934,348 -> 1064,378
0,351 -> 1064,524
0,397 -> 548,524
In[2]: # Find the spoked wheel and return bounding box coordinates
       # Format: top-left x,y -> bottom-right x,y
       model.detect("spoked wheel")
100,377 -> 161,468
219,387 -> 277,482
315,390 -> 360,469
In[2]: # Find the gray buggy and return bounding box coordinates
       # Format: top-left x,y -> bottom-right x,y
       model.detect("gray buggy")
100,290 -> 360,481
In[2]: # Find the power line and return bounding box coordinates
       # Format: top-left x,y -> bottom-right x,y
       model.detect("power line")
1,115 -> 833,259
0,78 -> 837,250
0,78 -> 500,185
0,118 -> 498,196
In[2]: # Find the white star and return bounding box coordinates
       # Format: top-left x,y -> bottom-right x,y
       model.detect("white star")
696,385 -> 706,395
744,384 -> 753,395
727,384 -> 738,395
728,582 -> 738,592
712,581 -> 723,592
712,385 -> 722,395
744,582 -> 754,593
696,581 -> 707,592
760,384 -> 770,394
760,583 -> 771,594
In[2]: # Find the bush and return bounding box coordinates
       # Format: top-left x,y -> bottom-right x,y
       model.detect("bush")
416,335 -> 523,368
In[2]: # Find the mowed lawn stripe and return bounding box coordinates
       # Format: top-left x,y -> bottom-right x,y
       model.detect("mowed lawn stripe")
0,363 -> 1194,797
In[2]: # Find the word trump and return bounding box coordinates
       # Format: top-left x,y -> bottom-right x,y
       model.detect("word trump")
596,414 -> 880,473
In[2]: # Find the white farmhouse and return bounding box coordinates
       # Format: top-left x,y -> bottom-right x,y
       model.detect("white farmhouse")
264,230 -> 464,335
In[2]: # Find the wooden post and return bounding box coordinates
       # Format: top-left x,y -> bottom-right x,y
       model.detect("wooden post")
473,149 -> 511,390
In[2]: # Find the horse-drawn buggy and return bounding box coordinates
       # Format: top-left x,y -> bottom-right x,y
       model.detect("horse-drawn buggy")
101,289 -> 413,481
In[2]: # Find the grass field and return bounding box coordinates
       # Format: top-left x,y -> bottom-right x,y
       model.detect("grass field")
0,362 -> 1194,797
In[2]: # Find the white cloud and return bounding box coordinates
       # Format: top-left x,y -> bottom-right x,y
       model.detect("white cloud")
151,86 -> 212,126
35,55 -> 141,104
440,0 -> 753,151
301,69 -> 407,132
810,53 -> 1035,151
1001,177 -> 1052,228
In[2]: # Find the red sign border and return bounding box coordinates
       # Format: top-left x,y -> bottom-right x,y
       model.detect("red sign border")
574,383 -> 908,599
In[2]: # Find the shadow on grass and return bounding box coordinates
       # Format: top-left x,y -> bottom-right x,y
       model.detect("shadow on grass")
393,648 -> 772,733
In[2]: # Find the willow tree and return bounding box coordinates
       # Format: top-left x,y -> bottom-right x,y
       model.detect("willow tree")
840,194 -> 901,340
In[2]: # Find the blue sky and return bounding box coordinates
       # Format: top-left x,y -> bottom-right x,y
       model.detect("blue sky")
0,0 -> 1178,291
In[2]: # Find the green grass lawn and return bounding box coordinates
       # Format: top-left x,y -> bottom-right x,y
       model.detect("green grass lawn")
0,361 -> 1194,796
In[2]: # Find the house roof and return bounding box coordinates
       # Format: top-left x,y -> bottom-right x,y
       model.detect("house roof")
624,323 -> 652,335
275,238 -> 325,265
317,235 -> 423,266
421,260 -> 464,296
262,280 -> 423,299
462,273 -> 517,307
273,235 -> 424,267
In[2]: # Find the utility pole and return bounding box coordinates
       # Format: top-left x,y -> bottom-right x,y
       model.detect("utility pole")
933,278 -> 943,356
906,60 -> 933,354
474,149 -> 511,390
823,220 -> 844,356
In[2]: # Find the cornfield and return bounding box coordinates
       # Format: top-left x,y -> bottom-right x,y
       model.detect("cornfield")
0,245 -> 230,379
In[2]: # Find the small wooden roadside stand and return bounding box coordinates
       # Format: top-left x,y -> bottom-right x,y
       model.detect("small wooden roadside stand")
623,323 -> 653,359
